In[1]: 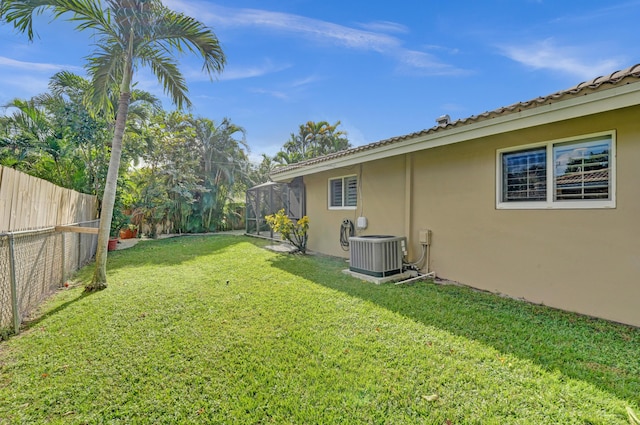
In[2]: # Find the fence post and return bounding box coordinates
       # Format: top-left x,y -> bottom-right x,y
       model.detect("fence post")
8,233 -> 20,335
61,232 -> 66,285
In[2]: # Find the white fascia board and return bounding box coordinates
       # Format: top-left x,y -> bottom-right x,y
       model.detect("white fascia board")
272,82 -> 640,181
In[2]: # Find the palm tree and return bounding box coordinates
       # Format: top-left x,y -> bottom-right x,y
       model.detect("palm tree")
38,72 -> 111,193
40,71 -> 159,194
301,120 -> 350,157
273,120 -> 351,166
0,98 -> 74,184
0,103 -> 42,170
1,0 -> 225,290
192,117 -> 248,231
249,153 -> 276,185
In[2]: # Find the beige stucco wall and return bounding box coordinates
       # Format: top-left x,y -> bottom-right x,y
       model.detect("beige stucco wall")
304,155 -> 407,257
302,106 -> 640,327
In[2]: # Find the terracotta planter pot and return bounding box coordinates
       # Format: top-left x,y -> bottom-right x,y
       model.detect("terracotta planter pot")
119,228 -> 138,239
108,238 -> 118,251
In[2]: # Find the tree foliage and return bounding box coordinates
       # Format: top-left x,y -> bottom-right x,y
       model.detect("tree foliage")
0,75 -> 253,238
273,120 -> 351,166
0,73 -> 113,194
129,112 -> 251,235
0,0 -> 226,290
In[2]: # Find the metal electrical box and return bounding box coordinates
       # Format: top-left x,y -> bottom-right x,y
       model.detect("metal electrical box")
419,229 -> 431,245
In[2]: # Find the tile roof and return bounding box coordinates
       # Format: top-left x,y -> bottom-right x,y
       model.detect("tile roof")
272,64 -> 640,176
555,169 -> 609,186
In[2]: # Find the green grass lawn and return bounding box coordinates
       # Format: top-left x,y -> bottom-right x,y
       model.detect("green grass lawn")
0,235 -> 638,424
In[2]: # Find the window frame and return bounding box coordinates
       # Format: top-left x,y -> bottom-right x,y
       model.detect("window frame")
328,174 -> 358,210
496,131 -> 616,210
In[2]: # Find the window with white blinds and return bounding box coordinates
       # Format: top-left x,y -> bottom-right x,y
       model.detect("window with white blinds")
502,147 -> 547,202
329,175 -> 357,209
497,132 -> 615,209
554,137 -> 611,201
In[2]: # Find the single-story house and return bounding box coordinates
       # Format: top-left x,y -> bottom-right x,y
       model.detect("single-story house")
269,64 -> 640,327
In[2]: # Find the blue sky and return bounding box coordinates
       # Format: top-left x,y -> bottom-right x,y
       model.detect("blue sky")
1,0 -> 640,162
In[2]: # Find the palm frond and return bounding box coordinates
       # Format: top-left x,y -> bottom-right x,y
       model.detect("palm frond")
48,70 -> 91,96
87,43 -> 125,115
130,89 -> 161,111
3,0 -> 226,114
0,0 -> 56,40
53,0 -> 113,36
138,46 -> 190,109
144,7 -> 225,76
1,0 -> 114,39
126,90 -> 160,124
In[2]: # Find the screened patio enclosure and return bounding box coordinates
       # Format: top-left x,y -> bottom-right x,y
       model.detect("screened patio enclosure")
245,177 -> 305,239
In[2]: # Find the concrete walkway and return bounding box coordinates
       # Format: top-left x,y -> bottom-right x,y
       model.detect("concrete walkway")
114,230 -> 245,251
114,237 -> 140,250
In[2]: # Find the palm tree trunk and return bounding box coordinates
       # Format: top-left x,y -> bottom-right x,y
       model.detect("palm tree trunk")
87,56 -> 133,291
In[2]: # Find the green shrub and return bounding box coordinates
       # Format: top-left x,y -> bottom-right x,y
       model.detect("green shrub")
265,209 -> 309,253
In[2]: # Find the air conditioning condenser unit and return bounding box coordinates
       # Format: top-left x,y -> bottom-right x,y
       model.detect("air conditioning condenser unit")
349,235 -> 406,277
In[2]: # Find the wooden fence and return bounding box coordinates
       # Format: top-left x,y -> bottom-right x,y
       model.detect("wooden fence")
0,166 -> 99,336
0,166 -> 97,232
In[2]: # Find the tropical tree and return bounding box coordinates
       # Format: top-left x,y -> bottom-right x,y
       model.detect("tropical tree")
1,80 -> 97,189
1,71 -> 159,195
301,120 -> 350,157
127,112 -> 177,238
273,120 -> 351,166
1,0 -> 225,290
130,113 -> 249,234
150,110 -> 201,234
249,153 -> 276,185
0,98 -> 54,174
192,116 -> 248,231
38,71 -> 112,193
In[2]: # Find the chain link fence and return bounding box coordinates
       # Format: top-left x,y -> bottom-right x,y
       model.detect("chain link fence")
0,220 -> 99,337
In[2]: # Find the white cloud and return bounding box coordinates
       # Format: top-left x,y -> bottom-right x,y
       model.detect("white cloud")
290,75 -> 321,88
248,87 -> 289,100
0,56 -> 82,73
246,74 -> 321,102
0,74 -> 47,92
396,50 -> 470,76
248,142 -> 282,161
218,62 -> 291,81
424,44 -> 460,55
166,0 -> 395,50
498,39 -> 623,80
0,56 -> 85,102
214,6 -> 399,52
550,1 -> 640,25
339,121 -> 367,147
165,0 -> 466,76
356,20 -> 409,34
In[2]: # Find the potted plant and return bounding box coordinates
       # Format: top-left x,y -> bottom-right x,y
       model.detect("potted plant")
119,223 -> 138,239
109,207 -> 129,251
107,236 -> 118,251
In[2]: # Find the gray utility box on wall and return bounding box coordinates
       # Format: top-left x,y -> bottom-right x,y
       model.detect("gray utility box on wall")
349,235 -> 406,278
